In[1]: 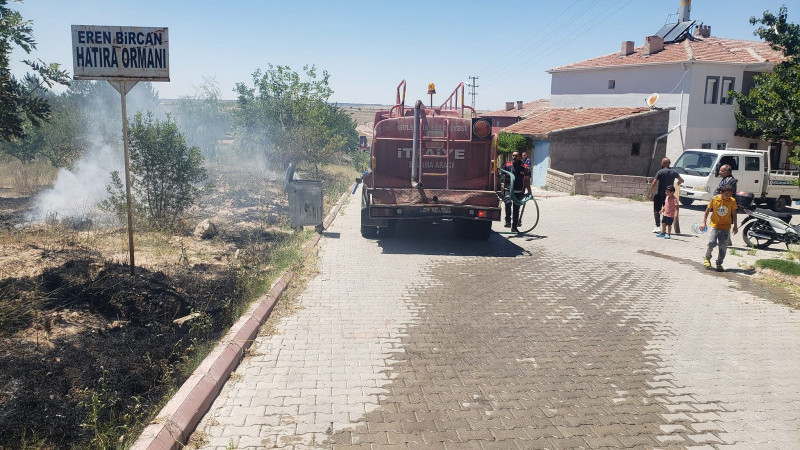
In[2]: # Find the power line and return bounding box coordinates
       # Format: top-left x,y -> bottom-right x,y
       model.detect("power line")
481,0 -> 635,91
471,0 -> 587,78
467,75 -> 479,109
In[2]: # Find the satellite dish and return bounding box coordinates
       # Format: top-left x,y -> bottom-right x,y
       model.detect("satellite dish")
646,93 -> 660,108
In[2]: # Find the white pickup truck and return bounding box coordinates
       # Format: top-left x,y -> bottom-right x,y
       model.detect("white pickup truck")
674,148 -> 800,211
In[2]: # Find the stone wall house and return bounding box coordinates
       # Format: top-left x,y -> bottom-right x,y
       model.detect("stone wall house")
547,22 -> 789,165
502,106 -> 671,187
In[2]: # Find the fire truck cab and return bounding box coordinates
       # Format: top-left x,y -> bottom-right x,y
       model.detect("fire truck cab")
358,80 -> 500,239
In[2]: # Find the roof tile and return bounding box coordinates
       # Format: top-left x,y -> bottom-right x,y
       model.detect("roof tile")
481,99 -> 551,117
502,107 -> 656,136
550,37 -> 785,71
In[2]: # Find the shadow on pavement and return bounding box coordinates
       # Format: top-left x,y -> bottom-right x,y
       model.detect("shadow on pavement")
374,220 -> 536,257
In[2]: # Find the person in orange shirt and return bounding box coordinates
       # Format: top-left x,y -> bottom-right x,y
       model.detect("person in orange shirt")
699,185 -> 738,272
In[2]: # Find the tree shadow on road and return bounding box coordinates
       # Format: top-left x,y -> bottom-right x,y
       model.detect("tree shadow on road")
374,220 -> 539,257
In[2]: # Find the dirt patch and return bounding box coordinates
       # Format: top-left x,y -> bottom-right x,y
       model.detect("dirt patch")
754,267 -> 800,308
0,158 -> 352,447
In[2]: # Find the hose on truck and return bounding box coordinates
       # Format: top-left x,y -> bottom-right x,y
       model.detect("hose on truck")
352,170 -> 371,194
498,167 -> 540,234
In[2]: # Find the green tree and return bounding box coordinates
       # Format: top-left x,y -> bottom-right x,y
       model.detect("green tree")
1,88 -> 87,166
171,76 -> 232,160
103,112 -> 207,229
0,0 -> 69,144
0,79 -> 162,167
730,6 -> 800,152
234,64 -> 357,175
497,131 -> 530,154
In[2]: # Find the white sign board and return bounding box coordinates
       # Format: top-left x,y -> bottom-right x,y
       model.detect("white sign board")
71,25 -> 169,81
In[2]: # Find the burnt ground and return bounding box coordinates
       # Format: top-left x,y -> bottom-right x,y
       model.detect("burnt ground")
0,162 -> 352,448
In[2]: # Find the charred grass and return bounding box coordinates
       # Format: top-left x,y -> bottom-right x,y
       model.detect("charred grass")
0,160 -> 355,448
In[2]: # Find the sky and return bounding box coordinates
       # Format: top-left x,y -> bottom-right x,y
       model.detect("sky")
10,0 -> 796,111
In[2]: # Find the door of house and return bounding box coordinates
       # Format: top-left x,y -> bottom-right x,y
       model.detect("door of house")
531,140 -> 550,187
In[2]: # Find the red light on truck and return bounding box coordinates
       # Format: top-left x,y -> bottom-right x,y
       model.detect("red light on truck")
478,210 -> 485,218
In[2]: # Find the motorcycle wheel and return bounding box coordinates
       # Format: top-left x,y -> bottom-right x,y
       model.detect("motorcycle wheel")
742,221 -> 775,249
785,234 -> 800,253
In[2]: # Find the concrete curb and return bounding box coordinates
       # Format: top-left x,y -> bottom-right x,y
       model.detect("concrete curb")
132,186 -> 354,450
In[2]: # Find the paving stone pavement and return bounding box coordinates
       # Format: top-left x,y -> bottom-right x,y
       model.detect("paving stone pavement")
189,193 -> 800,449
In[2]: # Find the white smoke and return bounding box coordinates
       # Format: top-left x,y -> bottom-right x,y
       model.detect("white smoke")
27,82 -> 162,224
28,142 -> 122,222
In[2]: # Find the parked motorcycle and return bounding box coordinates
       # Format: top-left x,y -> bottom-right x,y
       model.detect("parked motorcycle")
741,207 -> 800,250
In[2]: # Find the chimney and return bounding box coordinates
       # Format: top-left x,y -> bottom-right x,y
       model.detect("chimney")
505,101 -> 514,111
621,40 -> 635,56
693,23 -> 711,38
679,0 -> 691,22
644,35 -> 664,55
516,101 -> 524,110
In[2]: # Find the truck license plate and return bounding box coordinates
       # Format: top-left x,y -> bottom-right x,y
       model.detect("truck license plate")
420,206 -> 451,214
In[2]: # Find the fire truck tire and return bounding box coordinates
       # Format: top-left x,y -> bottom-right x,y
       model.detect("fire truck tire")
381,221 -> 397,237
454,219 -> 491,240
361,225 -> 378,238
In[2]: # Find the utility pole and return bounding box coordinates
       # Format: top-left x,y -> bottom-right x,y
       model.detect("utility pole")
467,75 -> 479,109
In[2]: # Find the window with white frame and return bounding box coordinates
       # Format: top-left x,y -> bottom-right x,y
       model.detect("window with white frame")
608,80 -> 615,89
701,142 -> 712,149
705,76 -> 720,104
720,77 -> 735,104
716,142 -> 727,150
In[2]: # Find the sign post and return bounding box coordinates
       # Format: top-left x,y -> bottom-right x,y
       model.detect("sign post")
72,25 -> 169,273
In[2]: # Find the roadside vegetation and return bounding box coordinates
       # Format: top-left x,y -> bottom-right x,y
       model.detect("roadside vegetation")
0,3 -> 362,446
756,258 -> 800,276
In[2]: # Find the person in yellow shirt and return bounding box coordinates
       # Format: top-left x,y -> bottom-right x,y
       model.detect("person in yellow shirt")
699,185 -> 738,272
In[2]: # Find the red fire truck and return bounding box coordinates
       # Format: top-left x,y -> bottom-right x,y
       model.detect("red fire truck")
358,80 -> 500,239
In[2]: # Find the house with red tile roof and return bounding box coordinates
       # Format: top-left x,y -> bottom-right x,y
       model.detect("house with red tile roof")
480,99 -> 550,134
503,106 -> 670,185
548,23 -> 788,166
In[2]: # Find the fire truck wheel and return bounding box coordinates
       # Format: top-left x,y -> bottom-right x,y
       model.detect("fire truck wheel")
454,219 -> 491,240
381,221 -> 397,237
361,225 -> 378,238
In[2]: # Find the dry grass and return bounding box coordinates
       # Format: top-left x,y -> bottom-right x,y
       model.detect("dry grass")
0,156 -> 358,447
0,157 -> 58,195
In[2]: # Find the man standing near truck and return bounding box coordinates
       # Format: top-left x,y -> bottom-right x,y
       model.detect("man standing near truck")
501,151 -> 531,232
713,164 -> 738,195
649,158 -> 684,233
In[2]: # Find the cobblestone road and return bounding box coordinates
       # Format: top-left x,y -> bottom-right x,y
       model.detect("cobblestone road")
190,192 -> 800,449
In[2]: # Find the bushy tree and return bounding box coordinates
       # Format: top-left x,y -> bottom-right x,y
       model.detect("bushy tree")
0,0 -> 69,145
234,64 -> 357,175
497,131 -> 530,154
171,77 -> 232,160
103,112 -> 207,229
1,80 -> 162,167
730,6 -> 799,152
1,87 -> 87,166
